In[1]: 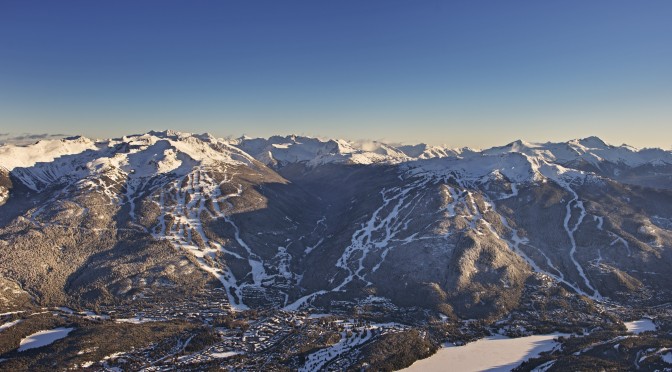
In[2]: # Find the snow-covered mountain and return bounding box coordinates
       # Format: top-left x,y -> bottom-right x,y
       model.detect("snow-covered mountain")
231,133 -> 672,173
0,130 -> 255,192
396,143 -> 465,159
482,136 -> 672,168
232,135 -> 411,167
3,131 -> 670,179
1,130 -> 672,370
1,131 -> 671,307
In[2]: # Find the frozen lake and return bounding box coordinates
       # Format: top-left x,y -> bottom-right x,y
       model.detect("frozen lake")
401,333 -> 567,372
625,318 -> 656,334
18,327 -> 74,352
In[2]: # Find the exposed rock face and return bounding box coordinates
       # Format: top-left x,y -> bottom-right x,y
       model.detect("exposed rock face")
0,131 -> 671,321
0,167 -> 10,206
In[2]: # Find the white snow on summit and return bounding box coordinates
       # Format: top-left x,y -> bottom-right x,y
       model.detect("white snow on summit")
0,130 -> 255,191
0,136 -> 98,171
1,132 -> 670,192
232,134 -> 672,170
396,143 -> 463,159
233,135 -> 412,166
404,151 -> 551,187
482,136 -> 672,168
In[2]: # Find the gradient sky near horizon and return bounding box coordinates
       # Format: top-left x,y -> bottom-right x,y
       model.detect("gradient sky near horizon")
1,1 -> 671,149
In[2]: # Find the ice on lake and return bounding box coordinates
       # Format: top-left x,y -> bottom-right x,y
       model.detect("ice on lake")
18,327 -> 74,352
401,333 -> 567,372
625,318 -> 656,334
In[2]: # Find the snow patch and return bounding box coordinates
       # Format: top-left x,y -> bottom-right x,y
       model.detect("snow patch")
211,351 -> 241,358
0,319 -> 23,332
115,317 -> 163,324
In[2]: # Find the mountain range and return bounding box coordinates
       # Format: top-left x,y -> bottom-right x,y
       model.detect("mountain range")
1,130 -> 671,371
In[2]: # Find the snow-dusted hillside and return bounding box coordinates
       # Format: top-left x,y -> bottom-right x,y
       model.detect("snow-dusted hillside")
232,135 -> 411,166
1,130 -> 672,371
0,130 -> 255,192
1,130 -> 671,314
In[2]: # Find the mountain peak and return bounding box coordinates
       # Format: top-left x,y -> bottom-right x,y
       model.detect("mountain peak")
2,132 -> 671,176
507,139 -> 535,151
140,129 -> 219,143
573,136 -> 609,149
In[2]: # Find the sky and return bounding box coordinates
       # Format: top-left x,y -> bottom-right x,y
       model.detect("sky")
1,0 -> 671,149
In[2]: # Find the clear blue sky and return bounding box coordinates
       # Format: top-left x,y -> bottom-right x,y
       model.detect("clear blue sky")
1,0 -> 671,148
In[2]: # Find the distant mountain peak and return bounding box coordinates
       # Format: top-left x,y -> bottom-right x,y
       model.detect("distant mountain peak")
571,136 -> 609,149
2,131 -> 671,179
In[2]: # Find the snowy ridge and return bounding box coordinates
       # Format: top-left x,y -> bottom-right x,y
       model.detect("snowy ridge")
483,137 -> 672,168
404,152 -> 543,185
2,133 -> 670,186
233,135 -> 412,167
0,130 -> 254,192
396,143 -> 467,159
233,134 -> 672,169
0,136 -> 98,171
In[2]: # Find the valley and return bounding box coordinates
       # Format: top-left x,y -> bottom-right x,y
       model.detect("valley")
1,131 -> 671,370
